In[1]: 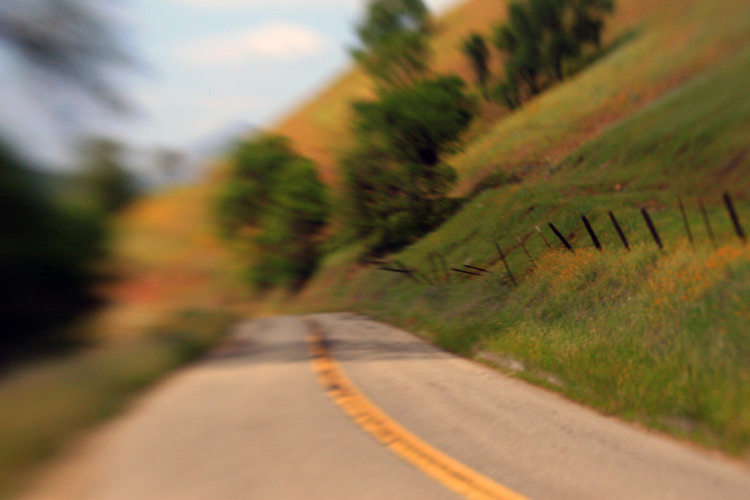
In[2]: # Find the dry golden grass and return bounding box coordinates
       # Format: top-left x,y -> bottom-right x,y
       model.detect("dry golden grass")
95,182 -> 247,340
272,0 -> 750,194
272,0 -> 507,183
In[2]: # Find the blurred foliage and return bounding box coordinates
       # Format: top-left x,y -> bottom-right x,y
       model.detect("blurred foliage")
154,149 -> 184,184
0,0 -> 131,108
0,0 -> 136,358
0,143 -> 106,355
0,308 -> 235,497
216,135 -> 329,289
461,32 -> 491,99
492,0 -> 615,106
215,135 -> 297,237
78,137 -> 138,214
342,75 -> 475,253
351,0 -> 432,88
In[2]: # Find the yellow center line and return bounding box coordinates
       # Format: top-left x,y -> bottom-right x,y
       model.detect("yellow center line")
306,319 -> 531,500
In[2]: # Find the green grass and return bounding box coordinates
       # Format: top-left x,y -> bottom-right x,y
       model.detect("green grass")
451,0 -> 750,192
288,45 -> 750,458
0,308 -> 235,498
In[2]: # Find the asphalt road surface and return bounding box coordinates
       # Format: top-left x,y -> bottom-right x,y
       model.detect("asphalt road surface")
20,314 -> 750,500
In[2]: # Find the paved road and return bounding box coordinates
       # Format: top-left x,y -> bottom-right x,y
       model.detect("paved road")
21,314 -> 750,500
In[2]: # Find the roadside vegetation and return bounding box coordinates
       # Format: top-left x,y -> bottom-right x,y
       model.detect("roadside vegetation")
0,309 -> 235,498
210,0 -> 750,459
4,0 -> 750,494
290,44 -> 750,456
215,135 -> 329,289
0,3 -> 244,497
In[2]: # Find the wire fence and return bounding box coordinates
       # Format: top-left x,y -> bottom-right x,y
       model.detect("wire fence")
375,191 -> 747,288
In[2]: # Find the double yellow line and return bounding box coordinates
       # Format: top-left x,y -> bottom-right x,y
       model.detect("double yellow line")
307,320 -> 529,500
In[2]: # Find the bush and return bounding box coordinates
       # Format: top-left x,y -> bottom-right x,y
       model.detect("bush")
343,75 -> 475,253
492,0 -> 615,107
215,135 -> 329,289
0,143 -> 105,354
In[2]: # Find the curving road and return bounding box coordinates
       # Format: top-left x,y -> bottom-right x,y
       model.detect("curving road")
20,314 -> 750,500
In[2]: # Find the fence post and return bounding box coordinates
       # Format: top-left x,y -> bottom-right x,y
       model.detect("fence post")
464,265 -> 491,273
536,225 -> 552,249
429,254 -> 443,283
517,237 -> 537,268
451,268 -> 482,277
698,200 -> 717,249
548,223 -> 574,251
582,215 -> 602,251
641,208 -> 664,251
723,192 -> 747,243
678,197 -> 694,247
394,260 -> 424,284
608,211 -> 630,251
494,241 -> 517,287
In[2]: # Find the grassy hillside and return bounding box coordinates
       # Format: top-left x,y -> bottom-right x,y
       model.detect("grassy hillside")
96,181 -> 246,339
7,2 -> 747,490
0,181 -> 246,498
287,41 -> 750,456
272,0 -> 749,190
272,0 -> 508,184
450,0 -> 750,192
97,0 -> 750,457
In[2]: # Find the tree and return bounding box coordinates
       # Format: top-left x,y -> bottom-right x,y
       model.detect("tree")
494,74 -> 521,109
492,0 -> 615,108
253,159 -> 329,288
215,134 -> 329,289
493,1 -> 543,96
571,0 -> 615,49
79,137 -> 137,213
215,135 -> 297,238
0,0 -> 130,107
0,1 -> 129,353
462,33 -> 491,99
344,75 -> 475,251
530,0 -> 580,81
0,142 -> 105,352
351,0 -> 432,88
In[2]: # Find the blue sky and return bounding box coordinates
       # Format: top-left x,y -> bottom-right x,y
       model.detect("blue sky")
0,0 -> 460,170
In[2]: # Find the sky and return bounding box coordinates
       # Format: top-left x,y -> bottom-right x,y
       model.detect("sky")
0,0 -> 461,172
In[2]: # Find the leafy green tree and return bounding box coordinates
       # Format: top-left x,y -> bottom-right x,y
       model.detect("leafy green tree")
344,75 -> 475,251
215,135 -> 297,238
0,142 -> 105,352
341,142 -> 411,248
215,134 -> 329,289
530,0 -> 580,81
461,32 -> 491,99
493,2 -> 543,96
492,0 -> 615,108
0,0 -> 130,108
571,0 -> 615,49
494,73 -> 522,109
351,0 -> 432,88
253,159 -> 329,288
0,1 -> 130,354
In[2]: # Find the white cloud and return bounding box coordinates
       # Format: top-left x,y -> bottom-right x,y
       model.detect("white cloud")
178,21 -> 332,65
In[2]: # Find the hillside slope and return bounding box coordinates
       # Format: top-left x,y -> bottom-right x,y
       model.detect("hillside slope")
109,0 -> 750,459
272,0 -> 507,184
272,0 -> 748,190
288,41 -> 750,457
